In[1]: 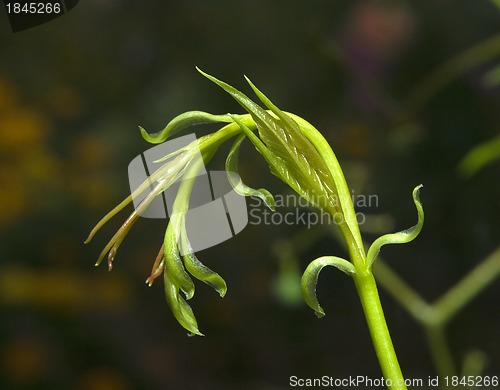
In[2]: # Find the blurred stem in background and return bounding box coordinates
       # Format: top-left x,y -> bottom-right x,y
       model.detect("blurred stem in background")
457,132 -> 500,179
374,251 -> 500,389
402,33 -> 500,120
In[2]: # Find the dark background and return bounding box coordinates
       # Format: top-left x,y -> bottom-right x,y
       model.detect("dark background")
1,1 -> 499,389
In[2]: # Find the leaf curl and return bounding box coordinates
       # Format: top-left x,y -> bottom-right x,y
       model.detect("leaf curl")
226,134 -> 275,211
366,185 -> 424,269
301,256 -> 356,318
180,226 -> 227,297
140,111 -> 233,144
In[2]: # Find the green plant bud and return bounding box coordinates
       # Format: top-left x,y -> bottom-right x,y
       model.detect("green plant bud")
198,68 -> 341,218
301,256 -> 356,318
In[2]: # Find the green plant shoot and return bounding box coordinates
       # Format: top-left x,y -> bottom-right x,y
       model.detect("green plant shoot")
86,69 -> 424,389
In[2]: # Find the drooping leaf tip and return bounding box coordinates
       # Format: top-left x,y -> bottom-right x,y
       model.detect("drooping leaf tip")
366,184 -> 424,269
139,126 -> 152,142
414,184 -> 423,198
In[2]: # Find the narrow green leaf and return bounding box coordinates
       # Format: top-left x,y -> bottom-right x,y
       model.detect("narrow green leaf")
301,256 -> 356,318
164,271 -> 203,336
180,227 -> 227,297
226,134 -> 275,211
140,111 -> 233,144
366,185 -> 424,269
162,151 -> 208,300
164,223 -> 195,299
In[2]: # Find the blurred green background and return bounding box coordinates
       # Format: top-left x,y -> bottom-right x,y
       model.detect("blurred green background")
1,1 -> 499,389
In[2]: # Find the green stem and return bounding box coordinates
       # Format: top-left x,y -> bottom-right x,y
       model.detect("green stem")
354,270 -> 407,390
434,246 -> 500,322
424,325 -> 457,386
373,261 -> 458,382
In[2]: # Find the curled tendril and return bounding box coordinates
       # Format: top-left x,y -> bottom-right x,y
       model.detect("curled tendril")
301,256 -> 357,318
225,134 -> 276,211
366,185 -> 424,269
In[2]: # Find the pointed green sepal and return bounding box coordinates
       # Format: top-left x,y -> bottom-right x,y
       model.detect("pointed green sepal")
139,111 -> 233,144
164,224 -> 195,299
226,134 -> 275,211
366,185 -> 424,269
183,251 -> 227,297
180,228 -> 227,297
301,256 -> 356,318
164,271 -> 203,336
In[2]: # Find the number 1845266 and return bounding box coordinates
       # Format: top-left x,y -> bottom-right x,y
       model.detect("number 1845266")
6,2 -> 62,14
444,376 -> 498,387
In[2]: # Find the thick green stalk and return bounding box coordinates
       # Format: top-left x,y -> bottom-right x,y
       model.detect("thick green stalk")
354,269 -> 407,390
